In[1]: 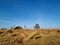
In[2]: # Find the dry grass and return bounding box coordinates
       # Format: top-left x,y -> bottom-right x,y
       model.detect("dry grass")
0,29 -> 60,45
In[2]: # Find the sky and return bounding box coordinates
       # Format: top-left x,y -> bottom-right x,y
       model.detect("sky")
0,0 -> 60,29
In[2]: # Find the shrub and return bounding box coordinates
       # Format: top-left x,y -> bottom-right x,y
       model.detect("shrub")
1,28 -> 6,30
11,34 -> 17,36
7,30 -> 13,33
57,30 -> 60,32
14,26 -> 23,30
0,32 -> 3,34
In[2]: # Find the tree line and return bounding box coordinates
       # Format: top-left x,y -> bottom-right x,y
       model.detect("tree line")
0,24 -> 40,30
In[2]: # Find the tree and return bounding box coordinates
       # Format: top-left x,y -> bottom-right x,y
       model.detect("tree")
34,24 -> 40,30
24,25 -> 27,29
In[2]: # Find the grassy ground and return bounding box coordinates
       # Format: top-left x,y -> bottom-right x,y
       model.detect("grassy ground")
0,29 -> 60,45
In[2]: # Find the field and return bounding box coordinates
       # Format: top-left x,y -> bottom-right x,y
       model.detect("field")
0,29 -> 60,45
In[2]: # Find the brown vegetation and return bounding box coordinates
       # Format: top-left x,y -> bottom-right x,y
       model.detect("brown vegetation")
7,30 -> 13,33
0,29 -> 60,45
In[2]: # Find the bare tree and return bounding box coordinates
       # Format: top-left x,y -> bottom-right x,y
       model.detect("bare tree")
34,24 -> 40,30
24,25 -> 27,29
